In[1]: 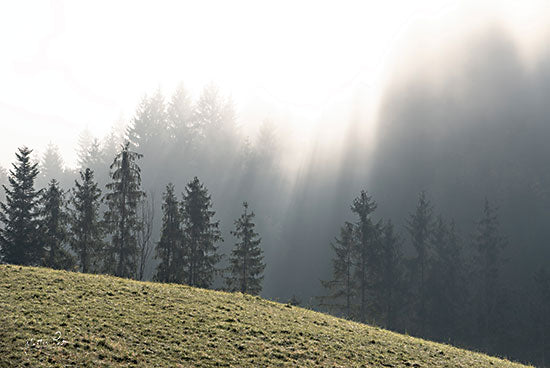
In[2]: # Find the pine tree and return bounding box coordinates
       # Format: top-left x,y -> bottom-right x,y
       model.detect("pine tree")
103,142 -> 145,278
0,147 -> 42,265
406,191 -> 433,335
472,198 -> 505,351
181,177 -> 222,288
39,179 -> 74,270
321,221 -> 356,319
226,202 -> 265,295
351,190 -> 380,323
155,183 -> 182,283
69,169 -> 103,273
377,220 -> 403,330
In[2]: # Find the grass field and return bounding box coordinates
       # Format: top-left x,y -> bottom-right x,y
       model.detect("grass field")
0,265 -> 531,367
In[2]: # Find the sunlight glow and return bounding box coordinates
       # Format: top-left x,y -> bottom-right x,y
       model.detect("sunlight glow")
0,0 -> 548,167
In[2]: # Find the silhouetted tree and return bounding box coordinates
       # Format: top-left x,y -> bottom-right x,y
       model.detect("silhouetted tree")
39,179 -> 74,270
376,220 -> 403,330
40,143 -> 65,186
321,221 -> 356,319
127,89 -> 168,156
426,216 -> 465,342
69,169 -> 103,273
472,199 -> 505,351
155,184 -> 181,283
351,190 -> 380,323
168,83 -> 194,150
226,202 -> 265,295
181,177 -> 222,288
103,142 -> 145,278
0,147 -> 42,265
406,191 -> 433,334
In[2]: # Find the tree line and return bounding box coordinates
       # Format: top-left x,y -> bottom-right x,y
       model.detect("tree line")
321,189 -> 550,364
2,79 -> 549,366
0,145 -> 265,295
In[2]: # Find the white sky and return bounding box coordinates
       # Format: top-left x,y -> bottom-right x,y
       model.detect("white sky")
0,0 -> 549,168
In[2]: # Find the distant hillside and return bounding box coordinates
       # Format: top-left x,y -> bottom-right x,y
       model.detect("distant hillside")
0,265 -> 530,367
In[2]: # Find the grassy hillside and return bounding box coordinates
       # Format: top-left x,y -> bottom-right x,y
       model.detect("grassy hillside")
0,265 -> 530,367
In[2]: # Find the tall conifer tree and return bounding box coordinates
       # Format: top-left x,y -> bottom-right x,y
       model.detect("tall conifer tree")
0,147 -> 42,265
351,190 -> 380,323
226,202 -> 265,295
155,183 -> 182,283
181,177 -> 222,288
472,198 -> 505,351
406,191 -> 433,334
104,143 -> 145,278
376,220 -> 403,330
321,221 -> 356,319
69,168 -> 103,273
40,179 -> 74,270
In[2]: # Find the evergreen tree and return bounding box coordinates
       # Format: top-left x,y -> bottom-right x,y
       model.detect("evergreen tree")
155,183 -> 182,283
472,198 -> 506,351
0,147 -> 42,265
226,202 -> 265,295
376,220 -> 403,330
127,89 -> 168,155
351,190 -> 380,323
76,128 -> 94,169
39,179 -> 74,270
321,221 -> 356,319
69,168 -> 103,273
104,142 -> 145,278
406,191 -> 433,334
180,177 -> 222,288
40,143 -> 65,186
426,217 -> 465,342
168,83 -> 194,145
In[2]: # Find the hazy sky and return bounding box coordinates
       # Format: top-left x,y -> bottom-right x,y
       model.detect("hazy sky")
0,0 -> 548,168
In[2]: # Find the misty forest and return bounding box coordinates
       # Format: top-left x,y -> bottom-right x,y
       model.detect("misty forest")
2,11 -> 550,367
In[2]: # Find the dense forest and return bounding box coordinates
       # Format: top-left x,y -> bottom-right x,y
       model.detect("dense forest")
2,32 -> 550,366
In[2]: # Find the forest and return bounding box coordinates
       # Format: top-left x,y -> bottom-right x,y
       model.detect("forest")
2,33 -> 550,367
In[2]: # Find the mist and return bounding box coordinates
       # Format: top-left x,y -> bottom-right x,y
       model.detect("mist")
3,2 -> 550,365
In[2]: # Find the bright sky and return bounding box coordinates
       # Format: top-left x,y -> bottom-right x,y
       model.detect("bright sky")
0,0 -> 548,168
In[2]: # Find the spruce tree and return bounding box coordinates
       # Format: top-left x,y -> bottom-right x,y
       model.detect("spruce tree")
321,221 -> 356,319
0,147 -> 42,265
181,177 -> 222,288
155,183 -> 182,283
104,142 -> 145,278
426,217 -> 465,343
69,168 -> 103,273
377,220 -> 403,330
472,198 -> 505,351
40,143 -> 65,186
39,179 -> 74,270
351,190 -> 380,323
406,190 -> 433,335
226,202 -> 265,295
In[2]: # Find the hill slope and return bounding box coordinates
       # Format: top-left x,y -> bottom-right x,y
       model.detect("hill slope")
0,265 -> 530,367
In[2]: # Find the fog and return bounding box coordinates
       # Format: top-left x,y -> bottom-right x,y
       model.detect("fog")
3,1 -> 550,365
